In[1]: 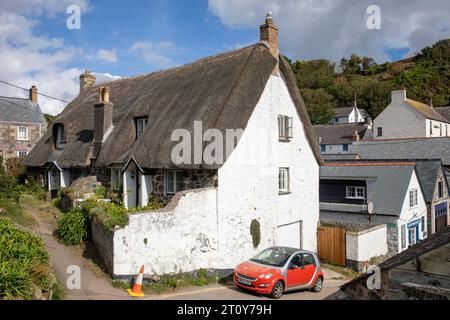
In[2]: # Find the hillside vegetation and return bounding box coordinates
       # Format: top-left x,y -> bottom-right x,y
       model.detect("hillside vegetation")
289,39 -> 450,124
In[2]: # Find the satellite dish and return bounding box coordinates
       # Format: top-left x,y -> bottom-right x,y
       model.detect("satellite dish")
367,201 -> 374,215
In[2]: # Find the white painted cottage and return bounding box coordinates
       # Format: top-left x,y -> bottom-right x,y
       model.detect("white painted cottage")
373,90 -> 450,140
26,13 -> 322,277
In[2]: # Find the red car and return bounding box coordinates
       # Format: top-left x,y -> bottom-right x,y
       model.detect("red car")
233,247 -> 324,299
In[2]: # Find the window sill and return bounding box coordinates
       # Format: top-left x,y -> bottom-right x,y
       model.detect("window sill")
345,197 -> 365,200
279,139 -> 292,143
279,191 -> 291,196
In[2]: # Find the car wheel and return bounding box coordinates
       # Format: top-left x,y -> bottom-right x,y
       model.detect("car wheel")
271,281 -> 284,299
312,277 -> 323,293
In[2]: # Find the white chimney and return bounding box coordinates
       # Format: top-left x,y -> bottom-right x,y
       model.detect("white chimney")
391,90 -> 406,103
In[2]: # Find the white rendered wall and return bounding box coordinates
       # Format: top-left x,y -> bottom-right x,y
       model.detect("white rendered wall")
346,226 -> 388,262
216,74 -> 320,269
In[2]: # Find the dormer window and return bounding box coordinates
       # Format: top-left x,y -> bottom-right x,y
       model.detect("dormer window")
55,124 -> 66,149
136,117 -> 149,139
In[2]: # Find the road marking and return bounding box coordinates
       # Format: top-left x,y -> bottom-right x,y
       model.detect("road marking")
143,285 -> 228,300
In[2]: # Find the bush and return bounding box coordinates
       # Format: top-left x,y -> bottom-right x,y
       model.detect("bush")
0,175 -> 21,203
0,155 -> 5,176
5,158 -> 25,178
250,219 -> 261,249
90,201 -> 128,231
55,188 -> 74,213
127,193 -> 165,213
94,185 -> 108,199
56,206 -> 90,245
0,219 -> 52,299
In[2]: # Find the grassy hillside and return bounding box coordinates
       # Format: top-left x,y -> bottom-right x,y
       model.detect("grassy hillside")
289,39 -> 450,124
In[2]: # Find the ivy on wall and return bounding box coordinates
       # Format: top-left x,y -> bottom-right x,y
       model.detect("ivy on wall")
250,219 -> 261,249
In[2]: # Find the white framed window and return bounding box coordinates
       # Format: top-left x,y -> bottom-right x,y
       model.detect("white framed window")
17,126 -> 29,141
136,118 -> 149,139
111,169 -> 123,191
278,115 -> 293,142
166,170 -> 184,195
409,189 -> 418,208
17,150 -> 28,157
278,168 -> 290,194
346,186 -> 365,199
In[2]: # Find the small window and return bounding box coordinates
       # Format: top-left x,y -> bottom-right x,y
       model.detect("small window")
438,181 -> 444,198
377,127 -> 383,137
17,126 -> 28,141
320,145 -> 326,152
136,118 -> 149,139
166,170 -> 185,195
343,144 -> 349,152
278,115 -> 293,142
17,150 -> 28,157
55,124 -> 66,149
401,225 -> 406,248
409,189 -> 418,207
346,186 -> 365,199
421,217 -> 425,232
335,117 -> 339,123
279,168 -> 290,194
302,254 -> 316,267
111,169 -> 123,191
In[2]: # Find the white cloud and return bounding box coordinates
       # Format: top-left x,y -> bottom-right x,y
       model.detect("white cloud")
208,0 -> 450,62
96,48 -> 118,64
0,0 -> 91,16
129,41 -> 184,68
94,72 -> 122,84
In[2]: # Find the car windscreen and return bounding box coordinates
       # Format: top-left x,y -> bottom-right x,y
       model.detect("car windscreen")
250,248 -> 292,267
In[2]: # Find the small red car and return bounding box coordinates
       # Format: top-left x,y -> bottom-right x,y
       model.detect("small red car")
233,247 -> 324,299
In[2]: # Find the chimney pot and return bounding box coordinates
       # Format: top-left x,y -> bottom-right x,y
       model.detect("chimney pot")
391,90 -> 407,103
99,86 -> 110,103
80,69 -> 96,92
29,85 -> 38,103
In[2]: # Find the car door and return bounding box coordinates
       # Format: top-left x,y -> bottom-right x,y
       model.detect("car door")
301,253 -> 317,285
286,254 -> 305,288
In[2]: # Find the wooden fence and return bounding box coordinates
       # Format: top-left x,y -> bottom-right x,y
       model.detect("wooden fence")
317,226 -> 346,266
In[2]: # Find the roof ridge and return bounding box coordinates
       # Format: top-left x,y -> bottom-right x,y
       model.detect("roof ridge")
324,162 -> 416,167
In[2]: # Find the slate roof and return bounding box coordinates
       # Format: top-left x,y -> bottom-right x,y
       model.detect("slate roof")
350,138 -> 450,166
435,106 -> 450,122
406,99 -> 449,123
414,160 -> 444,203
322,153 -> 361,161
314,123 -> 372,145
24,43 -> 322,169
320,163 -> 416,216
0,97 -> 46,124
334,107 -> 354,118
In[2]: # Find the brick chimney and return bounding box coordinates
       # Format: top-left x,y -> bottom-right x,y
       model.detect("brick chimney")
79,70 -> 96,92
29,85 -> 38,103
391,90 -> 407,103
92,86 -> 113,158
260,12 -> 279,75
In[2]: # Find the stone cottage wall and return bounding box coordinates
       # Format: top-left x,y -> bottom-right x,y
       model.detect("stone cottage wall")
0,122 -> 45,160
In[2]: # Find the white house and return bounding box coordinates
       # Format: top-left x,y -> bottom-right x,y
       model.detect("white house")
26,13 -> 322,277
320,163 -> 428,255
332,106 -> 371,124
373,90 -> 450,140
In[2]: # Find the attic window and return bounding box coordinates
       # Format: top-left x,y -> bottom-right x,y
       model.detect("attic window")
136,117 -> 149,139
278,115 -> 293,142
55,124 -> 66,149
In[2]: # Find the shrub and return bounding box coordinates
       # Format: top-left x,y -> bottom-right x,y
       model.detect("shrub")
94,185 -> 108,199
127,193 -> 165,213
250,219 -> 261,249
0,155 -> 5,176
0,175 -> 21,203
5,158 -> 25,178
90,201 -> 128,231
56,206 -> 90,245
55,188 -> 74,213
0,219 -> 52,299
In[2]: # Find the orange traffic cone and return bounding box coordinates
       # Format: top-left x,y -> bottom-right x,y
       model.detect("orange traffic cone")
127,265 -> 145,297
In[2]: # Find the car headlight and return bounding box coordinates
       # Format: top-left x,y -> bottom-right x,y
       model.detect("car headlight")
264,273 -> 273,279
259,274 -> 266,279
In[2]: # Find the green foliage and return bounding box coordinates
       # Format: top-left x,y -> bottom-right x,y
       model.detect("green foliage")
44,114 -> 56,128
289,39 -> 450,120
127,193 -> 165,213
0,219 -> 52,299
94,185 -> 108,199
54,188 -> 74,213
300,88 -> 336,124
56,206 -> 90,245
250,219 -> 261,249
0,155 -> 5,176
5,158 -> 25,178
0,175 -> 22,203
90,201 -> 128,231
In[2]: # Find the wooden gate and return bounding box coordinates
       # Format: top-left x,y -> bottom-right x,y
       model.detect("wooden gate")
317,226 -> 346,266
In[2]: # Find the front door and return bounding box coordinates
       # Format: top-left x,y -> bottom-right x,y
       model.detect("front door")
436,215 -> 448,233
408,226 -> 418,247
287,254 -> 305,288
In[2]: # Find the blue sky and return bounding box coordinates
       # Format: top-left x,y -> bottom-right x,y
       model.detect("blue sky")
0,0 -> 449,114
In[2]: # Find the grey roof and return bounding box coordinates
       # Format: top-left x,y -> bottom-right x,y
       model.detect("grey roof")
320,164 -> 416,216
414,160 -> 443,203
0,97 -> 46,124
435,106 -> 450,122
314,123 -> 371,145
334,107 -> 354,117
350,138 -> 450,166
322,154 -> 361,161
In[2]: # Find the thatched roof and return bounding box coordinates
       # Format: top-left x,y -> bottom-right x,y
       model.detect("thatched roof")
24,43 -> 322,169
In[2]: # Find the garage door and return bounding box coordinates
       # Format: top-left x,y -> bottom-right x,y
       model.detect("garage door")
276,221 -> 302,249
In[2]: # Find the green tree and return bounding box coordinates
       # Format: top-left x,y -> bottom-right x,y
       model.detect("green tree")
0,155 -> 5,176
300,88 -> 337,125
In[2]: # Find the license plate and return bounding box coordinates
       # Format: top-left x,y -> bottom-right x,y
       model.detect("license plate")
238,279 -> 252,286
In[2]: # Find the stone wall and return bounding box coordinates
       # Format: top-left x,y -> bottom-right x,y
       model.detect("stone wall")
91,217 -> 115,274
0,122 -> 45,160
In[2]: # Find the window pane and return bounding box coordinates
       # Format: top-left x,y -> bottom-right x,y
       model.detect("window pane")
278,116 -> 284,138
302,254 -> 316,266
